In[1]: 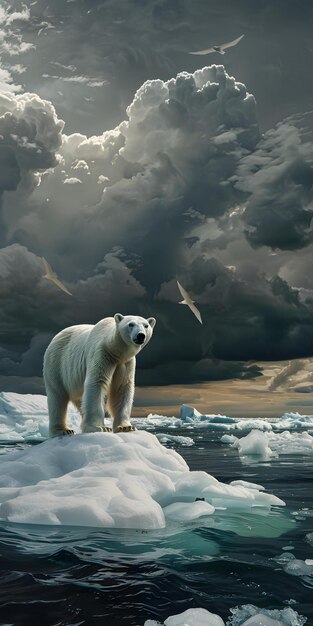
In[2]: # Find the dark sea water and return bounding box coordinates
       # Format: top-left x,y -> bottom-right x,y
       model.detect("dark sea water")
1,428 -> 313,626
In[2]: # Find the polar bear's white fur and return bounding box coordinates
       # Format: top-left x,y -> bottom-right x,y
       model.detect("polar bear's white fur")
43,313 -> 156,436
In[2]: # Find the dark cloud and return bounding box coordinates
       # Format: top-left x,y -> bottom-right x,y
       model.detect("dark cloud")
2,0 -> 313,135
136,358 -> 262,386
1,3 -> 313,392
0,92 -> 63,242
236,123 -> 313,250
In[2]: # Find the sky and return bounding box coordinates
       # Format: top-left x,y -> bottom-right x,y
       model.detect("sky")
1,0 -> 313,401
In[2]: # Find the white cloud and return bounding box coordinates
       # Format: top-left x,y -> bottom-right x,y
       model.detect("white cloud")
63,176 -> 82,184
0,66 -> 21,93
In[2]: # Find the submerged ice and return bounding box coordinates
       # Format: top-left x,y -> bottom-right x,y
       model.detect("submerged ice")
0,429 -> 284,529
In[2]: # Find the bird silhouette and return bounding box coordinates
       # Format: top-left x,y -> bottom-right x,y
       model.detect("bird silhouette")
42,258 -> 72,296
177,280 -> 202,324
189,34 -> 244,56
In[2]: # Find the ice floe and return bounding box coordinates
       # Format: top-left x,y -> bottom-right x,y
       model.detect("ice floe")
0,429 -> 284,528
221,429 -> 313,461
144,604 -> 307,625
155,434 -> 194,447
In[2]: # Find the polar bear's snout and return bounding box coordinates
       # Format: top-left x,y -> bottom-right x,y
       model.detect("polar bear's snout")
134,332 -> 146,345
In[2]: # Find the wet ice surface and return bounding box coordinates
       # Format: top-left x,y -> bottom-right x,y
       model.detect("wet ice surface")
0,395 -> 313,625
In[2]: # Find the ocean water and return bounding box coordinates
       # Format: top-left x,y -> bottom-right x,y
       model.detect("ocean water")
1,427 -> 312,626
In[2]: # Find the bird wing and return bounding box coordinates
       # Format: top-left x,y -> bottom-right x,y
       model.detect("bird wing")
189,35 -> 243,56
42,257 -> 53,277
50,276 -> 72,296
177,280 -> 191,302
220,34 -> 244,51
187,301 -> 202,324
189,46 -> 215,56
42,257 -> 72,295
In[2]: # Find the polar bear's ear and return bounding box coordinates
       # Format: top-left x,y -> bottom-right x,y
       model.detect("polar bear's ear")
147,317 -> 156,329
114,313 -> 124,324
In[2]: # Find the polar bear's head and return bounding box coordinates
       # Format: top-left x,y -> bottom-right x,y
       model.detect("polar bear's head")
114,314 -> 156,349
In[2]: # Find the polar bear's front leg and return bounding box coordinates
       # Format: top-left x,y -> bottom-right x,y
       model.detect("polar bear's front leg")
81,363 -> 114,433
109,359 -> 137,432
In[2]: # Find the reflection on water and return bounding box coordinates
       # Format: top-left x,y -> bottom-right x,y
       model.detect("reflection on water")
0,429 -> 312,625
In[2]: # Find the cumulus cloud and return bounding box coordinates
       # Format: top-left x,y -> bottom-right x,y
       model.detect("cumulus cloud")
0,91 -> 63,242
1,62 -> 313,389
5,65 -> 258,283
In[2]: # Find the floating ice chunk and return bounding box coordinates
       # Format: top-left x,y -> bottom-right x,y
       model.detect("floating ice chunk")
0,431 -> 284,528
274,412 -> 313,429
234,419 -> 272,432
180,404 -> 202,420
135,414 -> 181,430
228,604 -> 307,625
180,404 -> 236,426
269,431 -> 313,455
222,430 -> 275,460
222,429 -> 313,461
273,552 -> 313,580
144,605 -> 306,626
221,434 -> 237,444
164,607 -> 225,626
156,434 -> 194,447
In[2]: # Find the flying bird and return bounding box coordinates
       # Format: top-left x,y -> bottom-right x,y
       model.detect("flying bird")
189,34 -> 244,56
42,258 -> 72,296
177,280 -> 202,324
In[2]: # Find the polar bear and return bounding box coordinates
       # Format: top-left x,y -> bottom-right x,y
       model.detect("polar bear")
43,313 -> 156,436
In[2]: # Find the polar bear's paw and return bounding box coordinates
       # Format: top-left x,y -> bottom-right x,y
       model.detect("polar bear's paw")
51,428 -> 75,437
115,424 -> 137,432
82,425 -> 112,433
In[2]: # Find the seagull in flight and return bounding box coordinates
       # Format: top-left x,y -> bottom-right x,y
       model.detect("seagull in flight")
177,280 -> 202,324
42,258 -> 72,296
189,34 -> 244,56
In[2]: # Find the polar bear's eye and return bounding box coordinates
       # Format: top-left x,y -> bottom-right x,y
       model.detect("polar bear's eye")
128,322 -> 135,328
144,324 -> 148,329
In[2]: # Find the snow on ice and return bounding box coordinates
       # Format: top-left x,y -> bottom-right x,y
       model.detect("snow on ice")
0,428 -> 284,528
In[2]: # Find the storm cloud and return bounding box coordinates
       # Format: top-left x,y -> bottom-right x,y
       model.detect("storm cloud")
0,23 -> 313,390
